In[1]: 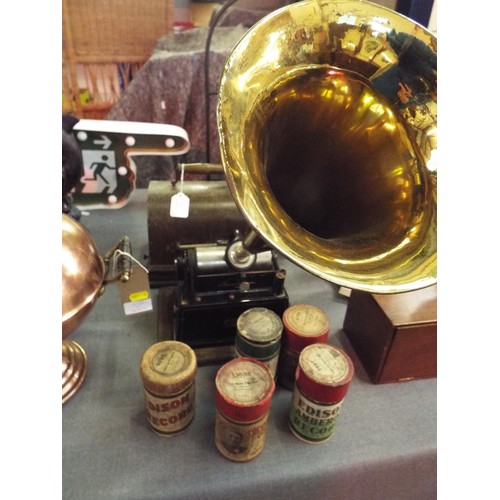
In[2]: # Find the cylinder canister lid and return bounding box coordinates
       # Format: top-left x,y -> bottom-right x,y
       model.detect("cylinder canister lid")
140,341 -> 197,397
215,357 -> 275,422
237,307 -> 283,343
296,344 -> 354,403
236,308 -> 283,358
282,304 -> 330,352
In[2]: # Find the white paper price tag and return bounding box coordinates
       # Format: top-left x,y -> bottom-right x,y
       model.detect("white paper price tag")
117,263 -> 153,316
123,297 -> 153,315
170,191 -> 190,218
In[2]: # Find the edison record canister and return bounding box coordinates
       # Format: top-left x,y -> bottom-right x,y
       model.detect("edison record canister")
215,357 -> 275,461
289,343 -> 353,444
235,307 -> 283,377
140,340 -> 197,436
278,304 -> 330,389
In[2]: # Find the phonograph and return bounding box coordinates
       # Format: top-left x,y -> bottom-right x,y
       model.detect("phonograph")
66,0 -> 437,373
147,0 -> 437,365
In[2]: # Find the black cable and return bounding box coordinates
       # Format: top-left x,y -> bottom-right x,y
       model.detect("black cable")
204,0 -> 239,163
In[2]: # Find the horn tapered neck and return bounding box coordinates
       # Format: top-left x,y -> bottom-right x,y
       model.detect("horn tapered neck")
225,229 -> 269,271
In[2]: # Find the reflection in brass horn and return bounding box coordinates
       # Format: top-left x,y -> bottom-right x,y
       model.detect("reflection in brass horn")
218,0 -> 437,294
62,214 -> 131,403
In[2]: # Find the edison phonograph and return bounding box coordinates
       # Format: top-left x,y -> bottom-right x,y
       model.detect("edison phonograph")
65,0 -> 437,370
149,0 -> 437,363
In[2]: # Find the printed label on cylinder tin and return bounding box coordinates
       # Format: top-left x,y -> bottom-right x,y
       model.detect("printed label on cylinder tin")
217,361 -> 273,405
285,304 -> 329,335
215,409 -> 269,462
237,307 -> 283,343
288,387 -> 343,443
150,347 -> 189,378
144,383 -> 195,436
301,344 -> 350,384
235,346 -> 279,377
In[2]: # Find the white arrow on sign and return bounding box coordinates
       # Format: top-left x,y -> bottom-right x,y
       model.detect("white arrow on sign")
94,134 -> 112,149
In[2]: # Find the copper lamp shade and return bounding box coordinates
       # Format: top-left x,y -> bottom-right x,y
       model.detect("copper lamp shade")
62,214 -> 105,403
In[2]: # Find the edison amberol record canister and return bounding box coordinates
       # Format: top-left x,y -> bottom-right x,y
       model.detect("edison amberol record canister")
215,357 -> 275,462
289,343 -> 353,443
140,340 -> 197,436
278,304 -> 330,389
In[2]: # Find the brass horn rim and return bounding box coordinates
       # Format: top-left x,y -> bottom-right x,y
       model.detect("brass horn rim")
217,0 -> 437,294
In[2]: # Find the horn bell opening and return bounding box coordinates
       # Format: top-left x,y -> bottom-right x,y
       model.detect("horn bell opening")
218,0 -> 437,294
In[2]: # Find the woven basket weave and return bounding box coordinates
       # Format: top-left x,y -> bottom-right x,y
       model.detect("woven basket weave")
62,0 -> 173,118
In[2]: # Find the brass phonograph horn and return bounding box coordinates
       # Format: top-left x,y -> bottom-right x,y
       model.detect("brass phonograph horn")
217,0 -> 437,294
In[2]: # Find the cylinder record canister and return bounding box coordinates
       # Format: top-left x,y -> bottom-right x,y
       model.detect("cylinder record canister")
140,340 -> 197,437
215,357 -> 275,462
288,343 -> 354,444
278,304 -> 330,389
235,307 -> 283,377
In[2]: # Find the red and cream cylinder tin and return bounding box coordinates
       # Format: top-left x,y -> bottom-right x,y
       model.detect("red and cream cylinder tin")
215,357 -> 275,462
288,343 -> 354,444
140,340 -> 197,437
278,304 -> 330,389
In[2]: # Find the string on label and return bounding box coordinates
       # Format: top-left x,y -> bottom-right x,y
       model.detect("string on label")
170,163 -> 190,218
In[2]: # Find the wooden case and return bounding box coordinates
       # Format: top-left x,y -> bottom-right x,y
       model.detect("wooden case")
343,286 -> 437,384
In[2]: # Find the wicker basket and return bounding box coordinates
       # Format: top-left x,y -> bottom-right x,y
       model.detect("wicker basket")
62,0 -> 173,118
